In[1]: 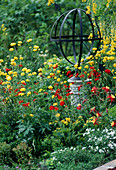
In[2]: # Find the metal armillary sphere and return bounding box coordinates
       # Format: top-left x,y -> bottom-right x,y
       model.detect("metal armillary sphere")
50,8 -> 102,71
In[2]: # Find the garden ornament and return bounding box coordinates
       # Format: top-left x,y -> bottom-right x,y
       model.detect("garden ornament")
50,4 -> 104,76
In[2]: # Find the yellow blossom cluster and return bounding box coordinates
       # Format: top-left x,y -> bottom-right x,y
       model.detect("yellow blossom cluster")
48,0 -> 54,6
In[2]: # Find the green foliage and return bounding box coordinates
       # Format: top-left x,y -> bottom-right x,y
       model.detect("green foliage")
0,142 -> 12,166
108,105 -> 116,119
44,146 -> 115,170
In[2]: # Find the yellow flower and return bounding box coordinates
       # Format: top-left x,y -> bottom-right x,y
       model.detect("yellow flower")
48,86 -> 53,90
33,45 -> 39,49
18,41 -> 22,44
57,78 -> 60,82
22,120 -> 24,123
49,59 -> 52,62
0,59 -> 4,63
55,113 -> 60,118
74,64 -> 78,68
39,89 -> 43,92
86,5 -> 90,14
78,66 -> 82,70
7,85 -> 10,89
1,24 -> 4,28
32,72 -> 37,75
47,76 -> 51,79
65,118 -> 71,122
22,67 -> 27,71
52,95 -> 55,98
9,48 -> 14,51
14,56 -> 18,60
38,68 -> 42,72
84,65 -> 89,69
33,48 -> 37,52
20,88 -> 26,91
92,47 -> 97,51
10,42 -> 16,46
64,81 -> 67,83
113,77 -> 116,79
13,72 -> 18,77
27,39 -> 32,42
6,76 -> 12,81
21,80 -> 25,83
26,69 -> 31,73
54,77 -> 57,79
30,114 -> 34,117
39,73 -> 42,76
21,72 -> 25,76
49,64 -> 53,68
28,73 -> 32,76
19,93 -> 25,96
113,63 -> 116,67
20,56 -> 23,60
53,103 -> 57,106
48,0 -> 54,6
111,94 -> 115,99
27,91 -> 31,96
26,79 -> 29,82
8,71 -> 13,75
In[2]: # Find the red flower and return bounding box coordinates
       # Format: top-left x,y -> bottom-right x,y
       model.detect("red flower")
75,73 -> 79,78
66,93 -> 71,96
57,95 -> 62,99
96,111 -> 102,117
76,104 -> 81,110
54,107 -> 59,111
107,95 -> 115,103
0,80 -> 3,84
17,82 -> 20,84
19,64 -> 23,67
95,78 -> 99,81
105,69 -> 111,74
53,64 -> 58,69
93,118 -> 99,125
15,91 -> 22,96
64,85 -> 67,88
96,74 -> 101,77
14,89 -> 18,93
19,100 -> 23,104
5,68 -> 11,71
54,83 -> 58,86
89,106 -> 96,113
78,85 -> 83,91
44,92 -> 48,95
80,74 -> 84,78
66,71 -> 71,76
91,86 -> 97,93
60,101 -> 65,106
22,82 -> 26,85
49,106 -> 54,110
82,99 -> 88,103
90,66 -> 95,69
102,87 -> 111,93
23,102 -> 30,107
69,74 -> 73,78
87,81 -> 92,85
33,99 -> 36,101
66,89 -> 71,92
34,91 -> 38,95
